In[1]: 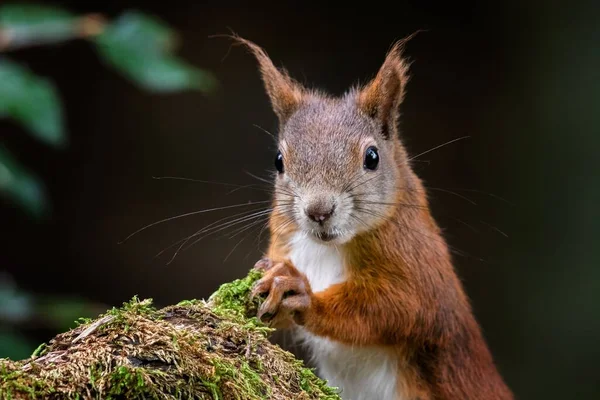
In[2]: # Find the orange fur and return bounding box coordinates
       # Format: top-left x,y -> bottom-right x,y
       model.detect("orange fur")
234,35 -> 513,399
262,164 -> 513,399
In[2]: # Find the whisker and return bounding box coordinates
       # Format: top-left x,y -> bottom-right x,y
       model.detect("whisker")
274,188 -> 299,199
253,219 -> 272,251
153,207 -> 268,259
225,183 -> 270,195
166,240 -> 191,265
425,187 -> 477,205
223,209 -> 278,239
176,201 -> 293,256
346,173 -> 380,193
227,216 -> 270,240
153,175 -> 272,193
408,136 -> 471,161
349,213 -> 370,230
245,170 -> 302,200
252,124 -> 276,140
238,218 -> 274,262
269,217 -> 296,247
353,183 -> 481,211
356,206 -> 486,262
353,200 -> 428,211
223,216 -> 273,262
479,220 -> 509,238
180,209 -> 276,251
341,170 -> 367,193
355,207 -> 443,241
245,170 -> 275,185
354,185 -> 428,197
450,217 -> 480,233
446,188 -> 515,206
152,176 -> 287,197
252,206 -> 297,254
223,229 -> 257,262
152,176 -> 247,187
120,200 -> 272,244
246,172 -> 303,202
164,208 -> 274,265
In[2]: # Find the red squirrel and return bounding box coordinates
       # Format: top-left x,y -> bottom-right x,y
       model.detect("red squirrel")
234,35 -> 513,400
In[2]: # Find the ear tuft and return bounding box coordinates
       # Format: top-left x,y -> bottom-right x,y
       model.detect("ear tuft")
358,33 -> 418,138
225,34 -> 304,124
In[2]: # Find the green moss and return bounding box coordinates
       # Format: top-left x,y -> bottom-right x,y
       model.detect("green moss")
239,360 -> 271,397
207,270 -> 340,398
107,295 -> 157,317
97,296 -> 159,333
298,364 -> 340,399
176,299 -> 203,307
74,317 -> 92,326
107,366 -> 148,399
209,269 -> 269,329
200,377 -> 220,399
208,358 -> 270,400
209,269 -> 262,311
0,269 -> 341,399
30,343 -> 47,358
0,360 -> 56,399
88,364 -> 100,391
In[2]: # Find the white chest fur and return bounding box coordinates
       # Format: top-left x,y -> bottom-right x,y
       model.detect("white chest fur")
288,233 -> 401,400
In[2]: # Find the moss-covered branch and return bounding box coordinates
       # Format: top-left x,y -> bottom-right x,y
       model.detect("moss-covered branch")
0,270 -> 340,399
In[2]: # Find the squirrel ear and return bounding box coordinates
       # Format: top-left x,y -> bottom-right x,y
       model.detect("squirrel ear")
232,36 -> 303,124
358,39 -> 412,139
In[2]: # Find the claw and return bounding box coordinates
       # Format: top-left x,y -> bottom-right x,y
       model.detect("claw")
254,258 -> 273,271
257,298 -> 279,323
250,280 -> 269,300
249,258 -> 312,328
257,308 -> 276,323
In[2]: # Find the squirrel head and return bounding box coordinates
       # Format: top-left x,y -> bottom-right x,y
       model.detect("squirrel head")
235,36 -> 414,245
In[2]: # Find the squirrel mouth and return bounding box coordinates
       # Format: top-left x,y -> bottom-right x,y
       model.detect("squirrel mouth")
314,231 -> 337,242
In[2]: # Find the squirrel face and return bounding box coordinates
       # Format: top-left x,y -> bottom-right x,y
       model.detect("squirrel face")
234,36 -> 412,244
273,95 -> 401,244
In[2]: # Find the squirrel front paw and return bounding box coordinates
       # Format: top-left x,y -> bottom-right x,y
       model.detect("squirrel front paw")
252,258 -> 312,327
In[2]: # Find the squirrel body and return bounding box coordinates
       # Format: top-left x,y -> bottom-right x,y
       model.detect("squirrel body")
235,35 -> 513,400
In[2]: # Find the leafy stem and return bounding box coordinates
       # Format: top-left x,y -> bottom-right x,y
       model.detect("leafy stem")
0,13 -> 107,52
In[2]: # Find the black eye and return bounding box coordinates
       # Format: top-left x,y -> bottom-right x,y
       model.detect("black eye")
363,146 -> 379,171
275,151 -> 284,173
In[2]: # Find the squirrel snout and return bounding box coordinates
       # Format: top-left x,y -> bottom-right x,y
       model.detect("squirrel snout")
305,203 -> 335,225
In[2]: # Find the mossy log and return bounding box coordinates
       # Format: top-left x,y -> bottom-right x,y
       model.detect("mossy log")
0,270 -> 340,399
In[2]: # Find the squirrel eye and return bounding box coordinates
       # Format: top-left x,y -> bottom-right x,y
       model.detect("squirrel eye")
363,146 -> 379,171
275,151 -> 284,173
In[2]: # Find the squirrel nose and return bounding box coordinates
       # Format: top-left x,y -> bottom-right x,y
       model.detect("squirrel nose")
305,204 -> 335,224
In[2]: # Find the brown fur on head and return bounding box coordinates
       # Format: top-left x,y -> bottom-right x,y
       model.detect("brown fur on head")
234,35 -> 415,245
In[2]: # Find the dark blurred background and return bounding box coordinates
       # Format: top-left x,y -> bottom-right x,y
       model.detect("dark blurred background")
1,1 -> 599,399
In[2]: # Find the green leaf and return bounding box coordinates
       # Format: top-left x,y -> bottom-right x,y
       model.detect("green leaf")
0,146 -> 47,218
0,58 -> 65,147
94,11 -> 216,93
0,4 -> 77,47
96,11 -> 176,56
104,54 -> 215,92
